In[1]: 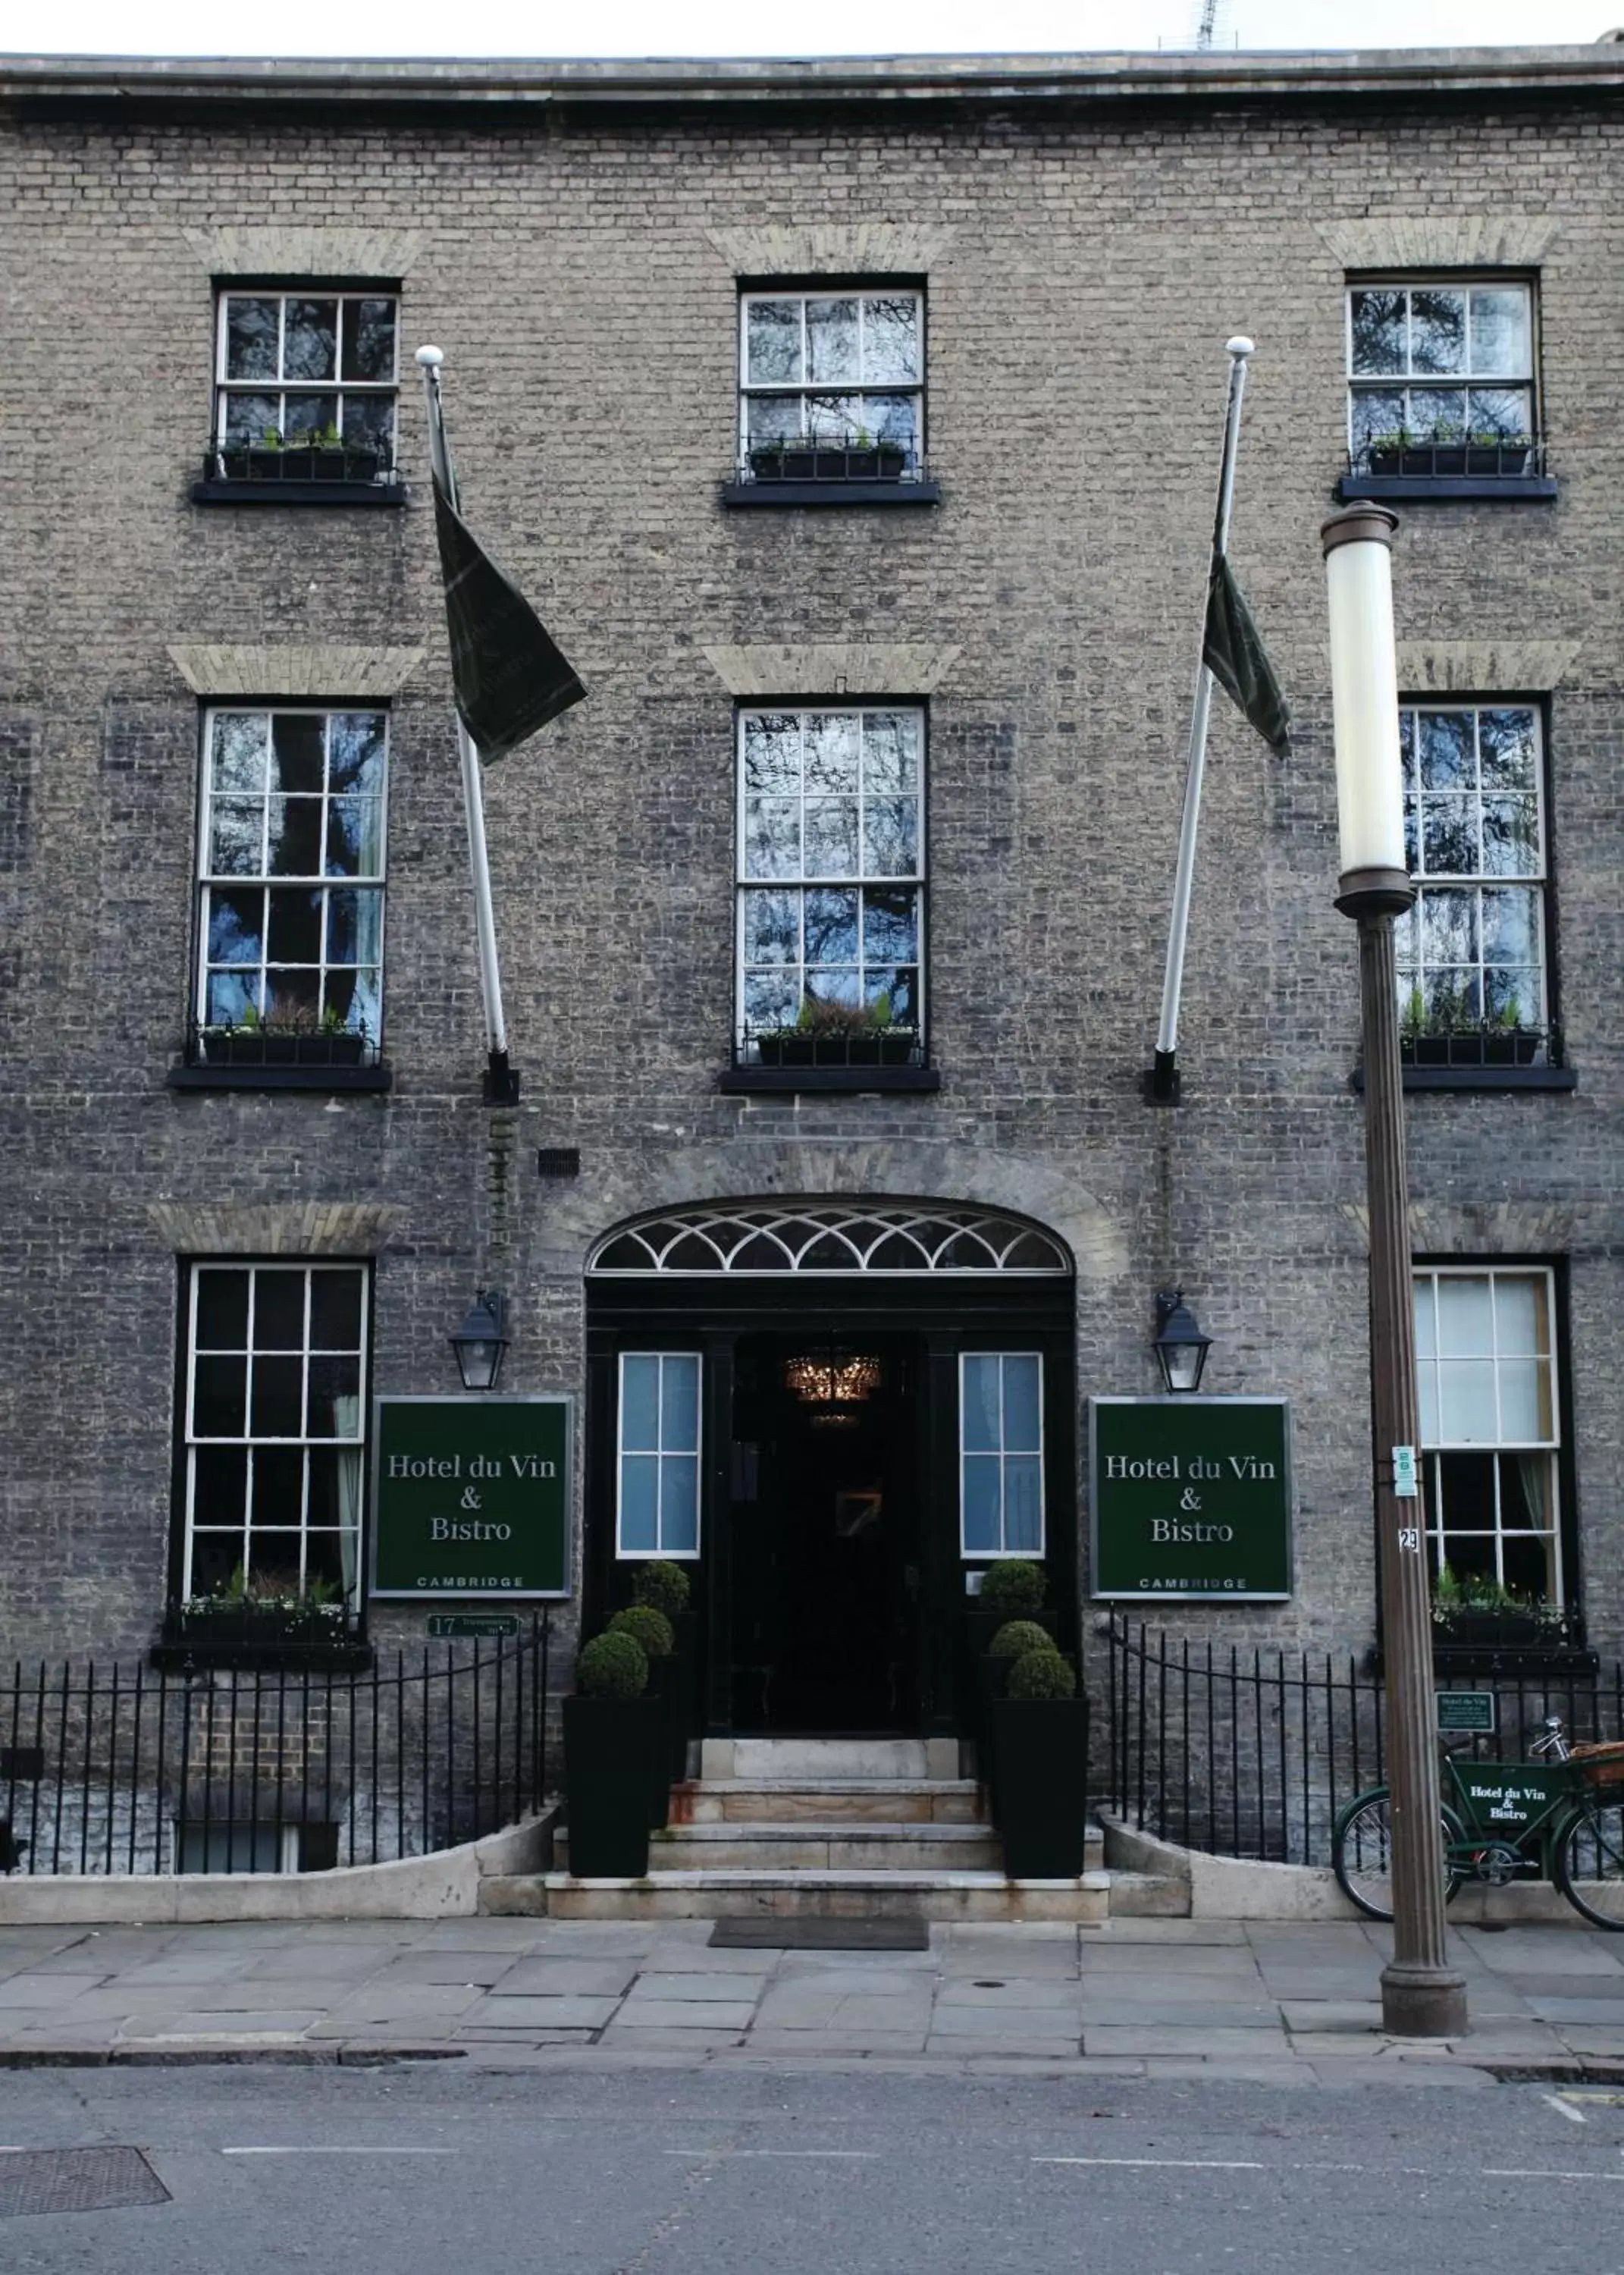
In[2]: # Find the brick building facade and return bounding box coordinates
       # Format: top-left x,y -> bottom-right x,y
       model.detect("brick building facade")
2,46 -> 1620,1746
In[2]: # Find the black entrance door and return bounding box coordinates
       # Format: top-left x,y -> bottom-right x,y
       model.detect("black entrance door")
727,1332 -> 919,1734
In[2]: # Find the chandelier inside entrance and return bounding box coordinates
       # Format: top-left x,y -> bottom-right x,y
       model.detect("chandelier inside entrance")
784,1349 -> 882,1426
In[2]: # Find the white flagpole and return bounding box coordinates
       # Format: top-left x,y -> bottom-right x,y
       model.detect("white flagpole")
416,345 -> 516,1106
1150,335 -> 1254,1105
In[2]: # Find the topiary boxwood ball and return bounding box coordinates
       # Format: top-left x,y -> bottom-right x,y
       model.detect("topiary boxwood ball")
607,1603 -> 675,1658
977,1561 -> 1046,1621
632,1560 -> 692,1618
576,1629 -> 648,1699
1005,1646 -> 1077,1701
989,1618 -> 1053,1660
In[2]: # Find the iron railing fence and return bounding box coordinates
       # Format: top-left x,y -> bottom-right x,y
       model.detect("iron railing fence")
1102,1615 -> 1624,1868
0,1613 -> 553,1878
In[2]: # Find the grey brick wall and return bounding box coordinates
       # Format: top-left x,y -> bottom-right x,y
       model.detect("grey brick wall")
0,63 -> 1619,1680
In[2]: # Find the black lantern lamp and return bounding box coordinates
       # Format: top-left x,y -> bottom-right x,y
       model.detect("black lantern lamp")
450,1289 -> 509,1393
1153,1289 -> 1211,1395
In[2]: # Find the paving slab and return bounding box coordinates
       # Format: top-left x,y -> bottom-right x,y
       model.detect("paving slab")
601,2000 -> 759,2031
151,2009 -> 326,2035
1082,2026 -> 1293,2058
1458,1928 -> 1624,1972
1079,2001 -> 1284,2029
936,1979 -> 1080,2009
323,1983 -> 488,2024
589,2028 -> 746,2053
622,1972 -> 774,2002
1281,2000 -> 1387,2034
928,2004 -> 1082,2041
0,1975 -> 108,2007
489,1958 -> 640,1997
462,1994 -> 622,2030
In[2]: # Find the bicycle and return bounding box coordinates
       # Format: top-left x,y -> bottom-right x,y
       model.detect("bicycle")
1331,1715 -> 1624,1930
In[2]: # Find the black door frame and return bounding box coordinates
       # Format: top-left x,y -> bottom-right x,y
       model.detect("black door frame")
585,1274 -> 1075,1737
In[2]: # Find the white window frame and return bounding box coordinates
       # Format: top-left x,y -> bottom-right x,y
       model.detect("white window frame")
213,289 -> 401,460
958,1351 -> 1046,1560
1397,701 -> 1549,1042
1413,1264 -> 1564,1606
615,1351 -> 704,1561
195,706 -> 389,1055
734,705 -> 926,1058
181,1261 -> 371,1608
1345,276 -> 1538,457
738,288 -> 926,471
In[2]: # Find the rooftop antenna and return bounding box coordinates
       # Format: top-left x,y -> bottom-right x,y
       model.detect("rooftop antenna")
1194,0 -> 1224,46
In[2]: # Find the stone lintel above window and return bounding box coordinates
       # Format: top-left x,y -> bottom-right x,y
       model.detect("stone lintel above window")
1316,216 -> 1558,271
1395,642 -> 1581,695
184,225 -> 422,280
167,645 -> 424,699
702,642 -> 959,697
146,1202 -> 398,1255
705,221 -> 953,277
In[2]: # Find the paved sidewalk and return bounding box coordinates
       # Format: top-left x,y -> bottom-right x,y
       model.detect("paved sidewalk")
3,1914 -> 1624,2078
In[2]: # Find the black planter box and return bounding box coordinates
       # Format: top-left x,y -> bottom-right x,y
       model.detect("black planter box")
563,1695 -> 655,1877
992,1693 -> 1090,1879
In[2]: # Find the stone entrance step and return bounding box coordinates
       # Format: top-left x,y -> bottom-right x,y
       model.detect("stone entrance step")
526,1867 -> 1111,1923
701,1737 -> 961,1781
679,1780 -> 985,1825
558,1819 -> 1003,1875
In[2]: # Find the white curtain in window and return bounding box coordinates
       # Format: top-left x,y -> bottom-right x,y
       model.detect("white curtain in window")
335,1395 -> 362,1605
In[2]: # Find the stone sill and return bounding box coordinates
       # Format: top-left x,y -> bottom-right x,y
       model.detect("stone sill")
721,480 -> 941,509
1350,1065 -> 1576,1094
1337,474 -> 1557,504
167,1063 -> 393,1093
720,1065 -> 941,1094
190,480 -> 409,507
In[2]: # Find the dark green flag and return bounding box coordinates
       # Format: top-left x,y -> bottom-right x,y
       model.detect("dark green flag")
431,469 -> 586,761
1202,552 -> 1291,758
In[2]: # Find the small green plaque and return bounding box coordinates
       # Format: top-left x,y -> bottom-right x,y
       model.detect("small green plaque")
371,1396 -> 572,1599
1437,1690 -> 1497,1734
1090,1397 -> 1293,1601
426,1613 -> 521,1639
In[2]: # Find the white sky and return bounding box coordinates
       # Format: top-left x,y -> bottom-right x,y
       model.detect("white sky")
11,0 -> 1621,60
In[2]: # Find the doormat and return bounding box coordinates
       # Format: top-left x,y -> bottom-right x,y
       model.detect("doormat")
709,1916 -> 930,1950
0,2148 -> 171,2220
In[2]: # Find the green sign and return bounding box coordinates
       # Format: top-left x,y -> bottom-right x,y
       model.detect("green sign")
371,1397 -> 572,1599
1089,1398 -> 1293,1601
1437,1690 -> 1497,1734
426,1613 -> 521,1639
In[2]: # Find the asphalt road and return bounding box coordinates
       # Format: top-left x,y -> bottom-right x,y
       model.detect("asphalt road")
2,2058 -> 1621,2274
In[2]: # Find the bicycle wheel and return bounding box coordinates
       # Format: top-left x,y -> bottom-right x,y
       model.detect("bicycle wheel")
1554,1801 -> 1624,1928
1332,1791 -> 1463,1921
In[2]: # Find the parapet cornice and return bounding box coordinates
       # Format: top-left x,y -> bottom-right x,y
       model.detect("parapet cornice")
2,46 -> 1622,115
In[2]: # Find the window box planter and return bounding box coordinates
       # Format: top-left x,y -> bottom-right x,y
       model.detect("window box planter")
196,1025 -> 371,1070
1400,1028 -> 1543,1070
748,444 -> 909,484
209,444 -> 387,487
157,1600 -> 364,1668
990,1692 -> 1091,1878
562,1694 -> 656,1878
749,1028 -> 920,1070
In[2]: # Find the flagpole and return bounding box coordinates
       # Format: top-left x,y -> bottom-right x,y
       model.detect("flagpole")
1149,335 -> 1254,1106
416,345 -> 519,1108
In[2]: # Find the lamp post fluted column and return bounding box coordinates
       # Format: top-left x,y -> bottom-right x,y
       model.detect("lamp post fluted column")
1323,503 -> 1467,2040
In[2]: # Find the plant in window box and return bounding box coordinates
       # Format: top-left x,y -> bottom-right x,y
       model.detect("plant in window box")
752,993 -> 918,1069
748,435 -> 818,483
1364,428 -> 1412,477
1430,1564 -> 1566,1649
1400,987 -> 1540,1070
177,1567 -> 351,1648
1468,428 -> 1532,476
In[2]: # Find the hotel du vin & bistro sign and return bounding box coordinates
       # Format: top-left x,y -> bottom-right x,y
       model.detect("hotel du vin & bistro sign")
371,1396 -> 572,1599
1089,1397 -> 1293,1601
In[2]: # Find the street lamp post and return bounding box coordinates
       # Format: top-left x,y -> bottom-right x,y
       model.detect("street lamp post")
1322,503 -> 1467,2040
